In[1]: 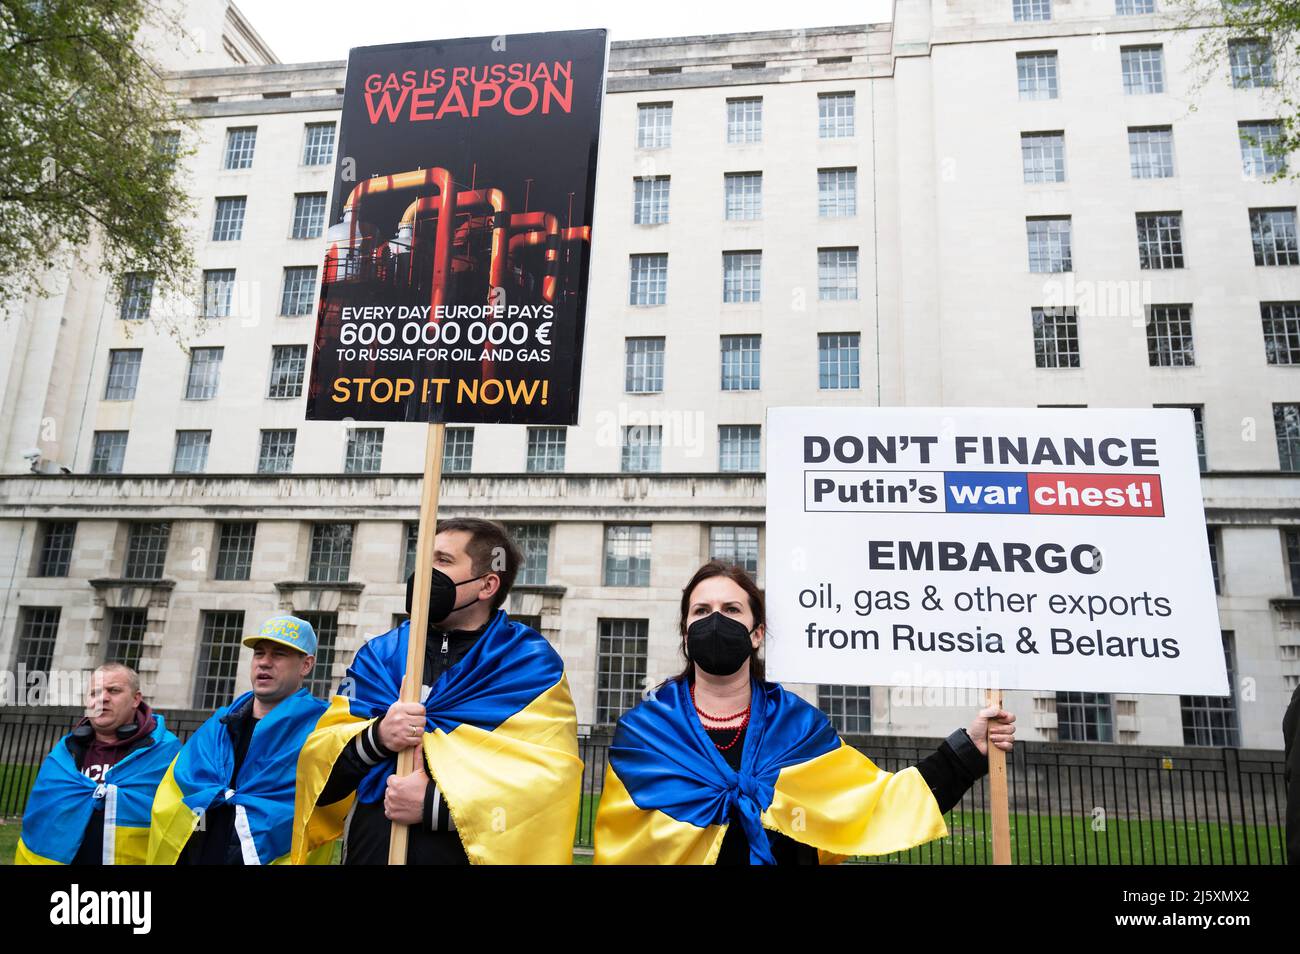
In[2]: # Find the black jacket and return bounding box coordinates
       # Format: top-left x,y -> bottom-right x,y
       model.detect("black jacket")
1284,681 -> 1300,865
176,698 -> 260,865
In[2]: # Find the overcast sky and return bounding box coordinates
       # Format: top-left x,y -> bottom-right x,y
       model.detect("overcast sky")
234,0 -> 896,63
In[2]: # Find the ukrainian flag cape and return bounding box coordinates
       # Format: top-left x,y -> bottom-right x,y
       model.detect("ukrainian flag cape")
15,715 -> 180,865
149,688 -> 330,865
595,677 -> 949,864
292,610 -> 581,864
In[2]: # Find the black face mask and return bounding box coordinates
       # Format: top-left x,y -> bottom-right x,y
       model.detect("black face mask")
406,567 -> 489,626
686,612 -> 755,677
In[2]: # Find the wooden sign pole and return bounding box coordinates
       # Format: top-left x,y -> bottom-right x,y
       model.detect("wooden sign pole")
388,422 -> 446,865
985,687 -> 1012,865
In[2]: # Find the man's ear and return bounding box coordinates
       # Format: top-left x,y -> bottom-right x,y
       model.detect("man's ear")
301,654 -> 316,678
480,573 -> 501,602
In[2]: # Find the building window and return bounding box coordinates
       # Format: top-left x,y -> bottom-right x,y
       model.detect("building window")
1263,302 -> 1300,364
1128,126 -> 1175,178
90,431 -> 128,474
1229,38 -> 1274,88
1013,0 -> 1052,21
1208,526 -> 1222,595
710,525 -> 759,575
1116,0 -> 1155,12
625,337 -> 665,393
302,122 -> 336,165
637,103 -> 672,149
291,193 -> 327,239
1274,403 -> 1300,470
1032,307 -> 1080,368
1154,404 -> 1207,471
1021,131 -> 1066,183
185,347 -> 223,400
344,427 -> 384,473
193,610 -> 245,709
104,349 -> 143,400
723,171 -> 762,221
818,333 -> 861,389
214,522 -> 256,581
510,524 -> 550,585
818,92 -> 855,138
153,130 -> 181,167
1239,121 -> 1286,177
280,266 -> 317,316
267,344 -> 308,399
629,253 -> 668,306
818,247 -> 859,300
719,425 -> 760,472
818,167 -> 857,217
1251,208 -> 1299,266
403,522 -> 418,580
212,196 -> 247,241
1145,304 -> 1195,367
308,523 -> 353,583
726,97 -> 762,143
257,429 -> 296,474
119,272 -> 153,321
1121,45 -> 1165,94
296,612 -> 338,698
202,269 -> 236,318
633,176 -> 670,225
103,608 -> 147,671
124,522 -> 170,579
173,430 -> 211,473
443,428 -> 473,472
721,335 -> 761,390
526,427 -> 566,472
596,618 -> 648,723
620,425 -> 662,473
1027,217 -> 1072,272
604,526 -> 651,586
1056,692 -> 1114,742
16,607 -> 60,673
819,685 -> 871,734
1180,632 -> 1240,746
223,127 -> 257,169
1285,529 -> 1300,595
37,521 -> 76,578
723,250 -> 761,302
1017,51 -> 1059,100
1136,212 -> 1184,269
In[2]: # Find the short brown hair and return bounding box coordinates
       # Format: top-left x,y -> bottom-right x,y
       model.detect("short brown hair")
91,662 -> 141,695
436,517 -> 522,611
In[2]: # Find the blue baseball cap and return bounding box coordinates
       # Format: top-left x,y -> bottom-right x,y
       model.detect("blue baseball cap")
243,615 -> 317,656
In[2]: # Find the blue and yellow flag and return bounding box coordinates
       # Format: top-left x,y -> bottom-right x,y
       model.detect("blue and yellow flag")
15,715 -> 180,865
594,677 -> 949,864
292,610 -> 581,864
149,688 -> 330,865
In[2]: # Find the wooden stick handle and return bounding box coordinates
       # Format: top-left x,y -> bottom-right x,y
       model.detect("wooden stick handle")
985,687 -> 1012,865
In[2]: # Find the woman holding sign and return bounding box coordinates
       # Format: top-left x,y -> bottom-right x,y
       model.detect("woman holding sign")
593,561 -> 1015,865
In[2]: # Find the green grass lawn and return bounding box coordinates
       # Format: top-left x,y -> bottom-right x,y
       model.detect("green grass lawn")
0,762 -> 39,818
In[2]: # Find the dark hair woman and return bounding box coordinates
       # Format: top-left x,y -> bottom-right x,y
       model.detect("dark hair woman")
593,561 -> 1015,865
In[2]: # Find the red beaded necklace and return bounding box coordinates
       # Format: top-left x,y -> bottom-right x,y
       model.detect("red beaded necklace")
691,682 -> 751,751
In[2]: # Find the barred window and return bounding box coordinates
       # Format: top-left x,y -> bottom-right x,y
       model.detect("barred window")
91,431 -> 127,474
629,254 -> 668,305
212,197 -> 246,241
603,526 -> 651,586
403,522 -> 418,580
16,607 -> 60,673
625,337 -> 665,393
1263,302 -> 1300,365
193,610 -> 245,709
1146,304 -> 1195,366
818,92 -> 855,138
509,524 -> 550,585
185,347 -> 223,400
526,427 -> 566,473
104,349 -> 142,400
727,97 -> 762,143
818,167 -> 857,217
633,176 -> 670,225
1229,38 -> 1274,88
1274,403 -> 1300,470
637,103 -> 672,148
302,122 -> 336,165
1239,121 -> 1286,177
1180,632 -> 1239,746
724,172 -> 762,221
124,522 -> 170,579
297,612 -> 338,698
1286,529 -> 1300,596
214,522 -> 256,581
1017,51 -> 1059,100
1056,692 -> 1114,742
1027,218 -> 1072,272
1021,132 -> 1066,183
1121,45 -> 1165,94
620,425 -> 662,473
291,193 -> 327,239
223,127 -> 257,169
37,521 -> 76,577
1154,404 -> 1206,471
1128,127 -> 1174,178
344,427 -> 384,473
1208,526 -> 1221,594
1013,0 -> 1051,21
280,266 -> 317,316
723,250 -> 762,302
153,130 -> 180,167
596,618 -> 648,723
1116,0 -> 1155,12
443,428 -> 473,472
818,333 -> 860,389
709,525 -> 759,575
202,269 -> 236,318
268,344 -> 308,398
105,608 -> 148,671
818,247 -> 859,300
119,272 -> 153,321
258,429 -> 296,474
173,430 -> 211,473
1251,208 -> 1299,265
1032,307 -> 1080,368
308,523 -> 353,582
721,335 -> 760,390
818,684 -> 871,734
1136,212 -> 1184,269
719,424 -> 761,472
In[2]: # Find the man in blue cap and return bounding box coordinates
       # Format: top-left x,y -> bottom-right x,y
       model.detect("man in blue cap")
149,615 -> 332,865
